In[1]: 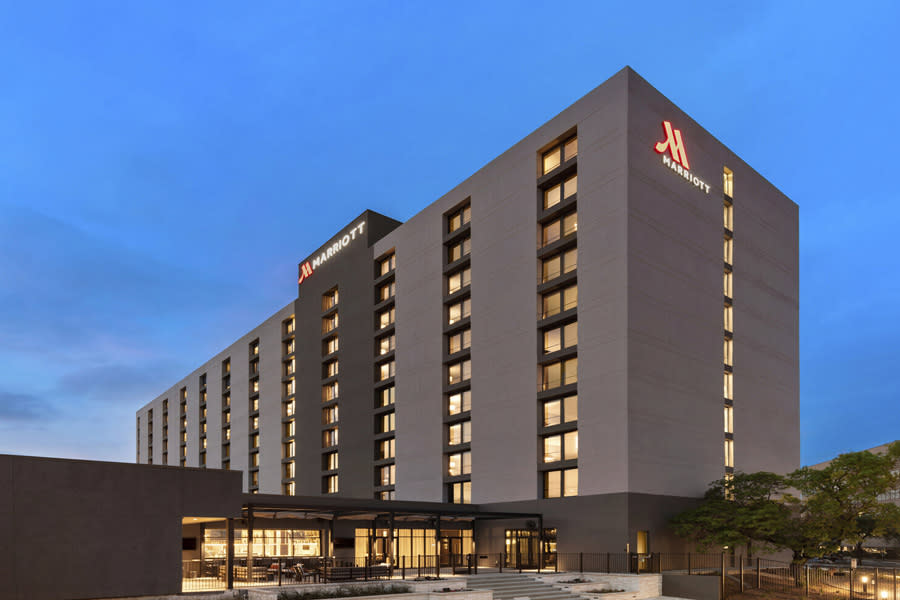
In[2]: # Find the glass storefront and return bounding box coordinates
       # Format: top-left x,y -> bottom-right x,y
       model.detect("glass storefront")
203,528 -> 322,558
354,527 -> 473,565
505,528 -> 557,569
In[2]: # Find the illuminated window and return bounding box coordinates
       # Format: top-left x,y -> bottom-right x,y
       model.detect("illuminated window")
542,395 -> 577,427
448,329 -> 471,354
378,412 -> 395,433
322,405 -> 339,425
541,249 -> 577,283
378,464 -> 396,486
378,307 -> 395,329
563,137 -> 578,161
448,237 -> 471,262
448,359 -> 471,385
322,428 -> 339,448
724,339 -> 733,367
543,174 -> 578,209
724,304 -> 733,332
542,321 -> 578,354
250,471 -> 259,487
251,416 -> 259,431
541,284 -> 577,319
541,212 -> 577,247
283,359 -> 296,377
723,271 -> 733,298
447,298 -> 471,325
541,357 -> 577,390
724,372 -> 733,400
448,420 -> 471,445
322,288 -> 339,311
324,359 -> 339,378
250,433 -> 259,449
250,340 -> 259,356
378,386 -> 395,407
724,201 -> 734,230
283,440 -> 295,458
223,359 -> 231,374
283,400 -> 294,417
377,360 -> 395,381
449,480 -> 471,504
377,438 -> 395,459
377,334 -> 395,355
724,237 -> 733,265
544,467 -> 578,498
447,451 -> 471,476
379,254 -> 396,276
724,405 -> 733,434
283,481 -> 295,495
448,205 -> 471,233
447,268 -> 471,294
324,474 -> 339,494
448,390 -> 471,415
283,318 -> 295,336
725,439 -> 734,467
322,313 -> 339,334
250,397 -> 258,412
542,146 -> 561,174
323,335 -> 339,355
283,461 -> 295,479
282,379 -> 295,397
323,451 -> 339,471
723,167 -> 734,199
322,381 -> 339,402
543,431 -> 578,462
378,281 -> 396,302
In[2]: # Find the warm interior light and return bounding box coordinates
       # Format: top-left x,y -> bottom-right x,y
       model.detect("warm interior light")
880,592 -> 888,599
861,576 -> 869,584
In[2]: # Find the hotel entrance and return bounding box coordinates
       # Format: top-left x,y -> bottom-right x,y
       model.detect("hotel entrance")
504,528 -> 556,570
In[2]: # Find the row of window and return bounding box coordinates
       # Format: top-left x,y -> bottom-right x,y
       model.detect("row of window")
723,168 -> 735,472
281,315 -> 297,496
321,289 -> 340,495
375,251 -> 397,500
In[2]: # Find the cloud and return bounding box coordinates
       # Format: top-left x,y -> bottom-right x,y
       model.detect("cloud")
0,390 -> 48,421
57,361 -> 181,404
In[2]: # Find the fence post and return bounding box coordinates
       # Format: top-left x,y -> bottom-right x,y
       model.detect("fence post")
876,568 -> 880,600
278,560 -> 282,586
721,553 -> 726,600
851,568 -> 855,600
606,552 -> 610,574
580,552 -> 584,574
740,558 -> 744,593
500,552 -> 504,573
756,558 -> 761,589
554,553 -> 558,573
437,553 -> 441,579
688,553 -> 693,576
805,565 -> 809,598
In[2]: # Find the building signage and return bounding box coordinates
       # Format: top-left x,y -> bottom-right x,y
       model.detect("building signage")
654,121 -> 710,194
297,220 -> 367,284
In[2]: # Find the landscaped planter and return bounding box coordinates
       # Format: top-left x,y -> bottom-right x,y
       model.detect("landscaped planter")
247,583 -> 489,600
535,573 -> 662,600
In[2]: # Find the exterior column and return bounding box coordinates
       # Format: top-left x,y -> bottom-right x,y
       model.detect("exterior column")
226,518 -> 234,590
247,507 -> 254,584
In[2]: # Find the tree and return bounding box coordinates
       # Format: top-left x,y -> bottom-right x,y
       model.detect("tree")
671,442 -> 900,563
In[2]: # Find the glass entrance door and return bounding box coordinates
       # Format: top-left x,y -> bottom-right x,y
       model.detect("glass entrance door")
439,536 -> 462,567
504,529 -> 557,570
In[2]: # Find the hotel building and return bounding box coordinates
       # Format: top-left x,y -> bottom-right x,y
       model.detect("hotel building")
136,67 -> 800,559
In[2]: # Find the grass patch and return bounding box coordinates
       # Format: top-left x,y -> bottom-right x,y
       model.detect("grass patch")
278,583 -> 412,600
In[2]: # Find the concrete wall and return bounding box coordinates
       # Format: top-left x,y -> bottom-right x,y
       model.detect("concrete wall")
662,574 -> 721,600
0,454 -> 242,600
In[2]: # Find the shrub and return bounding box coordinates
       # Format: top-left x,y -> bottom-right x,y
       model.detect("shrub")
278,583 -> 412,600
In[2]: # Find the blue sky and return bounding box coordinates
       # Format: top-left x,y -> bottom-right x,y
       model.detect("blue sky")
0,2 -> 897,466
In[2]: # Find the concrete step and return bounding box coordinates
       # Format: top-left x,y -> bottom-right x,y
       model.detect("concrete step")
467,575 -> 586,600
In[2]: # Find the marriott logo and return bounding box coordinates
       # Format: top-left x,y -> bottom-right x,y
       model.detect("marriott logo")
653,120 -> 710,194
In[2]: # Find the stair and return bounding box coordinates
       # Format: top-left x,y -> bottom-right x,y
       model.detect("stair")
468,573 -> 586,600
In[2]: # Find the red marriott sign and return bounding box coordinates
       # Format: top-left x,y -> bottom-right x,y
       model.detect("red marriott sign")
653,121 -> 710,194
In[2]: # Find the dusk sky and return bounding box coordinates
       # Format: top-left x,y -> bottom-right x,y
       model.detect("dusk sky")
0,2 -> 897,467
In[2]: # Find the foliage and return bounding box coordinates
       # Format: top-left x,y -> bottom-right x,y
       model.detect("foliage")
278,583 -> 412,600
671,442 -> 900,563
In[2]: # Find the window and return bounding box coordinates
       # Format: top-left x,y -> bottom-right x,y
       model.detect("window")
323,405 -> 339,425
283,318 -> 295,336
250,415 -> 259,431
223,428 -> 231,441
723,271 -> 733,297
223,393 -> 230,408
378,464 -> 396,486
724,305 -> 733,332
544,467 -> 578,498
322,428 -> 339,448
542,321 -> 578,353
541,357 -> 577,390
724,201 -> 734,230
447,451 -> 471,476
324,474 -> 339,494
542,174 -> 578,209
324,359 -> 339,378
250,433 -> 259,449
249,360 -> 259,376
541,248 -> 577,282
223,359 -> 231,373
449,481 -> 471,504
250,340 -> 259,356
283,461 -> 295,479
283,359 -> 295,377
378,386 -> 395,407
724,237 -> 733,265
724,339 -> 733,366
541,136 -> 577,175
283,440 -> 295,458
725,439 -> 734,467
724,405 -> 733,434
323,381 -> 339,402
448,360 -> 471,385
447,268 -> 471,294
379,254 -> 396,276
322,288 -> 339,310
283,400 -> 295,417
543,395 -> 577,426
448,390 -> 471,415
447,298 -> 471,325
250,397 -> 258,412
377,438 -> 395,459
541,212 -> 577,247
378,307 -> 395,329
448,329 -> 471,354
541,284 -> 577,319
448,421 -> 471,445
323,451 -> 339,471
378,281 -> 396,302
447,237 -> 472,262
543,431 -> 578,462
723,167 -> 734,199
377,334 -> 395,355
563,137 -> 578,161
377,360 -> 395,381
323,335 -> 339,355
322,313 -> 339,334
250,471 -> 259,487
448,205 -> 471,233
282,379 -> 294,397
378,412 -> 395,433
724,372 -> 733,400
283,482 -> 295,495
377,490 -> 396,500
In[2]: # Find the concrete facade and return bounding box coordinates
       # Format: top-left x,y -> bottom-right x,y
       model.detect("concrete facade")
137,67 -> 799,555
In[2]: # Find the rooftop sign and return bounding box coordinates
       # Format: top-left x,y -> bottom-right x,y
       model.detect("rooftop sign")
654,120 -> 710,194
298,220 -> 367,285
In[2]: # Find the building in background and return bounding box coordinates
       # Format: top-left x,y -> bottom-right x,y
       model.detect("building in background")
137,66 -> 800,560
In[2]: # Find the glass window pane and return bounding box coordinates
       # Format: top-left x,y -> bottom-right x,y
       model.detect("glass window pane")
563,358 -> 578,385
542,256 -> 561,282
563,285 -> 578,311
563,212 -> 577,237
564,431 -> 578,460
543,148 -> 561,174
564,137 -> 577,161
543,362 -> 562,390
564,395 -> 578,423
563,468 -> 578,497
563,174 -> 577,199
564,249 -> 577,273
544,184 -> 561,209
543,291 -> 561,318
544,470 -> 561,498
564,322 -> 578,348
544,435 -> 561,463
543,400 -> 561,427
542,221 -> 561,246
